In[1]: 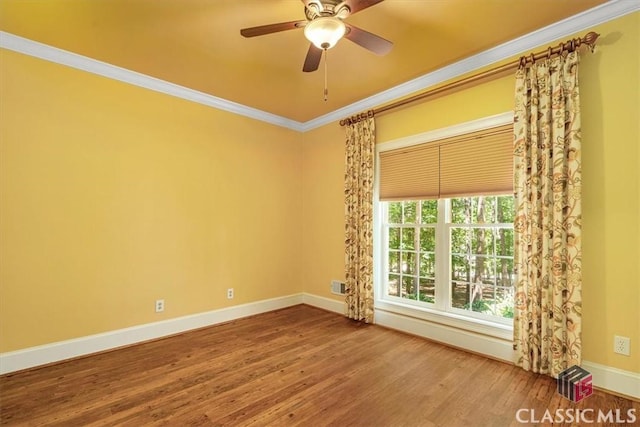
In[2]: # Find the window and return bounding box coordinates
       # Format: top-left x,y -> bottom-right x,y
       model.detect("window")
449,196 -> 514,319
385,199 -> 437,303
375,114 -> 515,328
382,196 -> 514,324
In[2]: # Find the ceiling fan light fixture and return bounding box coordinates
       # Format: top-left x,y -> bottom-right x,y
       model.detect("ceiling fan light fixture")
304,17 -> 346,50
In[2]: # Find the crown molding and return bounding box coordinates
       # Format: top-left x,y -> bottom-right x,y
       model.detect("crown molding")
1,0 -> 637,133
0,32 -> 306,132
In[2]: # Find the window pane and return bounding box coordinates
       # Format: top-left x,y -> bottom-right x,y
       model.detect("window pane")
497,195 -> 515,223
401,252 -> 416,274
420,228 -> 435,252
451,198 -> 472,223
472,228 -> 494,256
421,200 -> 438,224
419,253 -> 435,277
387,274 -> 400,296
403,201 -> 417,224
389,251 -> 400,274
497,258 -> 514,287
495,287 -> 514,318
496,228 -> 514,257
419,278 -> 435,303
402,228 -> 415,250
470,293 -> 491,314
389,227 -> 400,249
451,254 -> 470,282
475,256 -> 496,285
388,202 -> 402,224
451,281 -> 470,310
451,228 -> 470,254
467,255 -> 479,283
402,275 -> 416,297
473,196 -> 496,223
471,197 -> 481,223
388,227 -> 400,250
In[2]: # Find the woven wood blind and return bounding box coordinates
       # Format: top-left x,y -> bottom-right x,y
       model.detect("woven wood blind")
379,124 -> 513,201
378,144 -> 439,201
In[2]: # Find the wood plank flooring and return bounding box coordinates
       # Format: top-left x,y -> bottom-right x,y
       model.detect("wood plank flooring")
1,305 -> 638,426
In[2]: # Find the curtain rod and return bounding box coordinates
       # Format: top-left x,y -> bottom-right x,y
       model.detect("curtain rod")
340,31 -> 600,127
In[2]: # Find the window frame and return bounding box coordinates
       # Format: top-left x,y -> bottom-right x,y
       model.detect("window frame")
373,112 -> 514,340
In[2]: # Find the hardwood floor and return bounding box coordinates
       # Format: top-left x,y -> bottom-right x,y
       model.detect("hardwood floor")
1,305 -> 637,426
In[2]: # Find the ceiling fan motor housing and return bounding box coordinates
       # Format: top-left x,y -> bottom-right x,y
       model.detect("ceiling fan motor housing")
305,0 -> 351,21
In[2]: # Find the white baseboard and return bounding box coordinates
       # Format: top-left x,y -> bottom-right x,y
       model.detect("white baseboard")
368,307 -> 639,399
302,292 -> 344,314
3,292 -> 637,400
582,360 -> 640,400
0,293 -> 304,375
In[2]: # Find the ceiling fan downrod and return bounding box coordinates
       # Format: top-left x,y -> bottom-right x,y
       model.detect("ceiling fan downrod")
324,48 -> 329,101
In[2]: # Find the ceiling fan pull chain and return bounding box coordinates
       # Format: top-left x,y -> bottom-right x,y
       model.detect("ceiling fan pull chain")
324,48 -> 328,101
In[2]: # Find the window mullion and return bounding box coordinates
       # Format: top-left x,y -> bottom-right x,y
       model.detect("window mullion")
414,202 -> 421,300
380,204 -> 388,299
434,198 -> 448,311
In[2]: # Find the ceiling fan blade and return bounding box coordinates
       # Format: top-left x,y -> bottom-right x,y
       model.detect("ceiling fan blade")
303,43 -> 323,72
337,0 -> 384,15
240,20 -> 306,38
344,24 -> 393,55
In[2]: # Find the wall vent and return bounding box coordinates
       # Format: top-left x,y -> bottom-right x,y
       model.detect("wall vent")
331,280 -> 346,295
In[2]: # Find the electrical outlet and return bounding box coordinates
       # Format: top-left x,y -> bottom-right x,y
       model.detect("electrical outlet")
614,335 -> 630,356
155,299 -> 165,313
227,288 -> 234,299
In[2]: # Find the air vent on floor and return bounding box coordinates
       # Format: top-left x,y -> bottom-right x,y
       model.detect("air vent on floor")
331,280 -> 346,295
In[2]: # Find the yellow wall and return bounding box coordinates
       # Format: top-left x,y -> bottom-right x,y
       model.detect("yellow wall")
0,49 -> 302,352
300,124 -> 346,297
301,13 -> 639,373
579,12 -> 639,373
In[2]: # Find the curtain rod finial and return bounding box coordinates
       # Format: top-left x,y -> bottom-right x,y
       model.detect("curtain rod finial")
584,32 -> 600,48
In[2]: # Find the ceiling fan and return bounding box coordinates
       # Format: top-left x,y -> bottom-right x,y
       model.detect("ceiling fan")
240,0 -> 393,73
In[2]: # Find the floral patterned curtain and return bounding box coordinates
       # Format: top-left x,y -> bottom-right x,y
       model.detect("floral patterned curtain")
513,51 -> 582,377
344,116 -> 375,323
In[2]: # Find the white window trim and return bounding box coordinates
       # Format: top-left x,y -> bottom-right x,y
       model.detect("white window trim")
373,112 -> 514,341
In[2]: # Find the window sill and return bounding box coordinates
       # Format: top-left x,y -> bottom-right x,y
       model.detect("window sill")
375,298 -> 513,341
